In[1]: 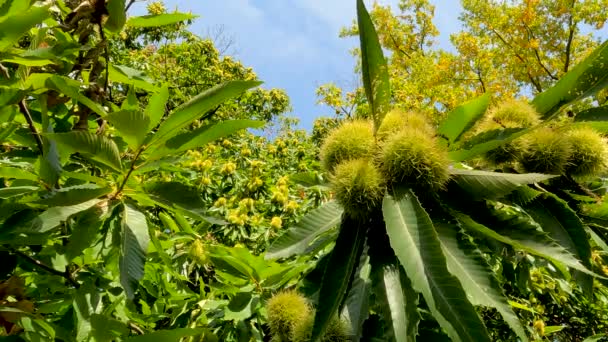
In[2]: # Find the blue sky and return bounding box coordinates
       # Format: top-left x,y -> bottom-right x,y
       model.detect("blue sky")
129,0 -> 463,130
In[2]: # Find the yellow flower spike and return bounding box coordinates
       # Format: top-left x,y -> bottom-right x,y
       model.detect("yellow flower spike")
220,162 -> 237,175
533,319 -> 545,336
270,216 -> 282,229
200,177 -> 211,186
214,197 -> 227,207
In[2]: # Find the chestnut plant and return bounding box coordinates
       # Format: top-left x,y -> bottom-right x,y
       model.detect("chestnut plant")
267,1 -> 608,341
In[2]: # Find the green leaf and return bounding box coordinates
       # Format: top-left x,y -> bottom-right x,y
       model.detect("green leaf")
120,203 -> 150,300
438,93 -> 491,146
108,64 -> 156,92
147,119 -> 264,160
357,0 -> 390,131
340,251 -> 371,340
0,5 -> 49,51
105,0 -> 126,33
143,181 -> 206,216
0,167 -> 37,181
126,13 -> 196,28
0,122 -> 19,143
289,172 -> 327,188
583,334 -> 607,342
146,85 -> 169,130
311,215 -> 366,342
382,188 -> 491,342
523,194 -> 593,293
266,201 -> 343,259
370,259 -> 420,342
106,110 -> 150,150
0,186 -> 38,199
47,131 -> 122,172
449,127 -> 529,162
90,314 -> 130,341
73,285 -> 103,341
38,96 -> 62,186
1,55 -> 53,66
66,204 -> 110,260
435,223 -> 528,342
532,40 -> 608,118
36,184 -> 111,206
0,200 -> 101,240
574,105 -> 608,122
124,328 -> 206,342
448,169 -> 555,201
149,81 -> 261,146
45,76 -> 106,116
454,211 -> 596,277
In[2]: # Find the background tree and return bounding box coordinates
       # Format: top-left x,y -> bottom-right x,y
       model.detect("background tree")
319,0 -> 608,122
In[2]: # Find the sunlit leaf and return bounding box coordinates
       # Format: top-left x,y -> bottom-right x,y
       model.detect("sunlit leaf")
357,0 -> 391,131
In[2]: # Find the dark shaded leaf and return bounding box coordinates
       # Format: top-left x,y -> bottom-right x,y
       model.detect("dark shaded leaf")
311,215 -> 366,342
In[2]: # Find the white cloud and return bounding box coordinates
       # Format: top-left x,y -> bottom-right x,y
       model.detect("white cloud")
293,0 -> 400,34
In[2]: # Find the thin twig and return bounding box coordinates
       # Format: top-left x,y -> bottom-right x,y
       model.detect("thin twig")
10,248 -> 79,288
564,1 -> 577,72
489,28 -> 544,92
18,100 -> 45,155
125,0 -> 137,12
128,322 -> 145,335
114,147 -> 145,198
1,62 -> 45,154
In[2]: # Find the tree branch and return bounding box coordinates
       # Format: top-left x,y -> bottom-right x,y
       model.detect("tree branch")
125,0 -> 137,12
10,248 -> 79,288
0,66 -> 41,152
489,27 -> 543,92
522,22 -> 558,80
564,1 -> 577,72
18,100 -> 45,155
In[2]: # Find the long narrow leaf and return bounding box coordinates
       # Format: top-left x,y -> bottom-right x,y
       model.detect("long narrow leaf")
340,250 -> 371,340
266,201 -> 343,259
449,169 -> 555,201
383,189 -> 491,342
127,13 -> 196,28
147,119 -> 264,160
532,40 -> 608,118
149,81 -> 261,146
454,211 -> 596,277
120,203 -> 150,299
357,0 -> 391,131
438,93 -> 490,146
436,223 -> 528,341
310,215 -> 366,342
523,194 -> 593,293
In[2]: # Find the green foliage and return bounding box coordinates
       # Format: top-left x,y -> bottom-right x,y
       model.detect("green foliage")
2,1 -> 608,341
